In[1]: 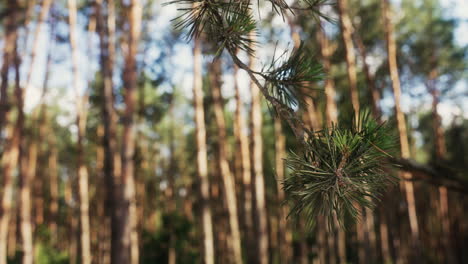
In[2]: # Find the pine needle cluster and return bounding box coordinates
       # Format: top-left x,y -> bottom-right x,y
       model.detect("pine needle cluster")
283,111 -> 397,227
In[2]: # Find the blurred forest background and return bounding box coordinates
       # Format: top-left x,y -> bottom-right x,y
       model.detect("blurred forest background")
0,0 -> 467,263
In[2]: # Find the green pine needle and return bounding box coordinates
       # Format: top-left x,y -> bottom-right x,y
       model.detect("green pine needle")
283,110 -> 397,228
262,42 -> 324,109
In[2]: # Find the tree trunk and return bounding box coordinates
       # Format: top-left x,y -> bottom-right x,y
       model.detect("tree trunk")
0,4 -> 20,263
25,0 -> 53,88
337,0 -> 360,116
68,0 -> 92,262
428,72 -> 456,264
193,37 -> 215,264
274,117 -> 293,263
210,60 -> 243,264
317,27 -> 338,127
119,1 -> 142,263
355,35 -> 381,118
249,34 -> 270,264
382,0 -> 420,253
233,60 -> 254,262
0,1 -> 19,137
96,0 -> 123,262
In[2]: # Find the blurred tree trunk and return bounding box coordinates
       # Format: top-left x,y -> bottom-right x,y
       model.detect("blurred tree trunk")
210,60 -> 243,264
317,27 -> 338,128
427,70 -> 456,264
68,0 -> 92,262
120,1 -> 142,263
233,61 -> 254,262
355,35 -> 381,118
274,117 -> 292,263
337,0 -> 360,116
249,34 -> 269,264
193,37 -> 215,264
317,25 -> 347,264
96,0 -> 122,262
337,2 -> 366,256
25,0 -> 53,88
382,0 -> 421,255
0,4 -> 20,263
48,136 -> 59,242
0,1 -> 19,138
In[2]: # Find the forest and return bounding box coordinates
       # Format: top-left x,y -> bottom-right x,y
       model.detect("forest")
0,0 -> 467,263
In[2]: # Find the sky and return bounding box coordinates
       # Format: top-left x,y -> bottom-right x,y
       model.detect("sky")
15,0 -> 468,130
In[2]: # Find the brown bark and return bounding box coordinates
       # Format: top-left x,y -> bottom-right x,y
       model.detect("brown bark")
0,1 -> 19,137
96,0 -> 123,262
210,60 -> 243,264
428,71 -> 456,264
317,27 -> 338,127
193,38 -> 215,264
382,0 -> 420,252
274,117 -> 292,263
68,0 -> 92,262
233,61 -> 255,262
249,34 -> 269,264
119,1 -> 142,263
337,0 -> 360,116
355,35 -> 381,118
0,4 -> 20,263
25,0 -> 53,88
48,137 -> 59,242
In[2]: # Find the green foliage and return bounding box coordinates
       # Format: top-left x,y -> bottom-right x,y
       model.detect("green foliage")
35,243 -> 69,264
262,43 -> 323,109
141,212 -> 199,264
283,110 -> 397,227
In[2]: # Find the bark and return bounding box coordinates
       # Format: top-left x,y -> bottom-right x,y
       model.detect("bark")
428,72 -> 456,264
96,0 -> 122,262
233,61 -> 255,262
0,126 -> 21,264
249,34 -> 269,264
25,0 -> 53,88
337,0 -> 360,116
120,1 -> 142,263
19,130 -> 36,264
48,138 -> 59,242
193,38 -> 215,264
382,0 -> 421,252
355,35 -> 381,118
68,0 -> 92,262
0,1 -> 19,137
317,26 -> 338,127
274,117 -> 292,263
210,60 -> 243,264
0,4 -> 20,263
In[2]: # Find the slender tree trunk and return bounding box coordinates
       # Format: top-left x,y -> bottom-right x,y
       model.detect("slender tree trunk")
0,1 -> 19,137
193,37 -> 215,264
382,0 -> 420,253
25,0 -> 53,88
68,0 -> 92,262
249,34 -> 269,264
119,1 -> 142,263
274,117 -> 292,263
19,130 -> 36,264
337,0 -> 360,116
210,60 -> 243,264
0,4 -> 20,262
317,27 -> 338,127
96,0 -> 122,262
427,72 -> 456,264
48,138 -> 59,243
355,35 -> 381,118
233,61 -> 254,262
